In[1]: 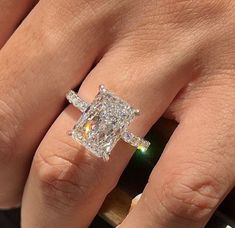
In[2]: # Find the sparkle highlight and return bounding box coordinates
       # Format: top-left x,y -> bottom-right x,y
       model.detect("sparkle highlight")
83,120 -> 92,138
137,144 -> 147,153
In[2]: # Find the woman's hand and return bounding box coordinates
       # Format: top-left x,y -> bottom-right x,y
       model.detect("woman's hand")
0,0 -> 234,227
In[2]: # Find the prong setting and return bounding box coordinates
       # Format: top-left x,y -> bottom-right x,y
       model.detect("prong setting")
99,84 -> 106,93
67,130 -> 73,136
134,109 -> 140,116
66,85 -> 151,160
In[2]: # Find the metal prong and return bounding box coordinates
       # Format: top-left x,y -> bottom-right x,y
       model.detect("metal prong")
67,130 -> 73,136
103,154 -> 110,161
134,109 -> 140,116
99,84 -> 106,93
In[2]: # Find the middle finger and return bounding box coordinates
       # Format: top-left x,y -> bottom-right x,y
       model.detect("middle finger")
0,0 -> 105,208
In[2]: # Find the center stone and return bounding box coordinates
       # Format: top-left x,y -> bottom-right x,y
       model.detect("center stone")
71,87 -> 136,159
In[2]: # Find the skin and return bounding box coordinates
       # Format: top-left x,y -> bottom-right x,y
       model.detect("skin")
0,0 -> 234,227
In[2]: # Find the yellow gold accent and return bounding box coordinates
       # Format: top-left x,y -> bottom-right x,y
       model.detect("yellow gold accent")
83,120 -> 92,138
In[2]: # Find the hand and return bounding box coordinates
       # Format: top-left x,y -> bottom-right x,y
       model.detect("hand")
0,0 -> 234,227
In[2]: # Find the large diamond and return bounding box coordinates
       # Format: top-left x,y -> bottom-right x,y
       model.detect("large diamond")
71,86 -> 136,160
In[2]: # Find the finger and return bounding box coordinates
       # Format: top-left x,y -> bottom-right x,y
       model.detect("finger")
0,0 -> 37,48
0,0 -> 104,208
119,81 -> 235,228
21,39 -> 192,228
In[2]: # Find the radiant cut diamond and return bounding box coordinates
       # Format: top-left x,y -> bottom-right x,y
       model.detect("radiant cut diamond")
71,86 -> 137,160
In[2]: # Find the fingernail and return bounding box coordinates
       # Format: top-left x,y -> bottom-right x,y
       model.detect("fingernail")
130,193 -> 142,211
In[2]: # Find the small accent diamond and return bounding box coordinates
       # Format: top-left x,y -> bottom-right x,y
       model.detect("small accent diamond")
66,90 -> 89,112
122,131 -> 150,152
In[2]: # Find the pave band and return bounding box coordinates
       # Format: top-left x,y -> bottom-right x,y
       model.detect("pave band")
66,85 -> 150,160
66,90 -> 89,112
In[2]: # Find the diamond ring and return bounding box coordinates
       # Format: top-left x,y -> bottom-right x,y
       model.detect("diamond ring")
66,85 -> 150,161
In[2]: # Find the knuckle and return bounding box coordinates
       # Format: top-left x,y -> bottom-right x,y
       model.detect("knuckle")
149,170 -> 222,223
34,145 -> 105,209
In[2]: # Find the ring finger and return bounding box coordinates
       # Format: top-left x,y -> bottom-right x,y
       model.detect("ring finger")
21,37 -> 191,227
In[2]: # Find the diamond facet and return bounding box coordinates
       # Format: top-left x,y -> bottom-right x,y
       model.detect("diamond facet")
71,87 -> 136,160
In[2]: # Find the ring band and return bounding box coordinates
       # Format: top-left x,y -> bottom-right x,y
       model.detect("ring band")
66,85 -> 150,161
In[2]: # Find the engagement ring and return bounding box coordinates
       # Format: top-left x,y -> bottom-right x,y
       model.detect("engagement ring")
66,85 -> 150,161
